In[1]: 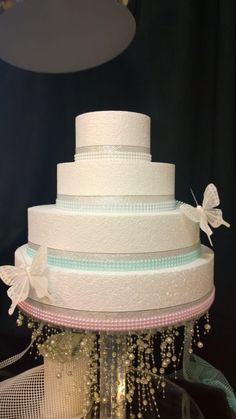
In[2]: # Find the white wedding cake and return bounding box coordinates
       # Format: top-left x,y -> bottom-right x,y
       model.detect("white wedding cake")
1,111 -> 231,419
12,110 -> 216,321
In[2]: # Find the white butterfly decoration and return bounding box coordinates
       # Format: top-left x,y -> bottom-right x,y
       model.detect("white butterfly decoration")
180,183 -> 230,246
0,246 -> 53,315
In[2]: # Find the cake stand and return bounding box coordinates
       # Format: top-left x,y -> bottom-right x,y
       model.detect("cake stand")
13,288 -> 214,418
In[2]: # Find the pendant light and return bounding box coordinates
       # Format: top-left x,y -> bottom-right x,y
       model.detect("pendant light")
0,0 -> 136,73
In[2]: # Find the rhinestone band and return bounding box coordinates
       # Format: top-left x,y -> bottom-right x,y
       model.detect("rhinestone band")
75,145 -> 151,161
76,145 -> 150,154
27,245 -> 201,271
75,151 -> 151,161
56,196 -> 177,212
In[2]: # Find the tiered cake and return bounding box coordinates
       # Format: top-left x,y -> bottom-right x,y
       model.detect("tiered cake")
12,110 -> 215,329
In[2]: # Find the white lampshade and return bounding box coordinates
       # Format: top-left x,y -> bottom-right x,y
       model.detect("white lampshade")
0,0 -> 136,73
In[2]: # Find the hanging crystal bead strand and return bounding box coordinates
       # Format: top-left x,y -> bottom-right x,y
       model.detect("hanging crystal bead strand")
99,332 -> 127,419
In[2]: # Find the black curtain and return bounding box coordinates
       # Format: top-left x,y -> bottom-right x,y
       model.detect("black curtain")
0,0 -> 235,391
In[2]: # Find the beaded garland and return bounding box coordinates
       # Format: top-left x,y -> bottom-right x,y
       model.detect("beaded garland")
15,310 -> 211,418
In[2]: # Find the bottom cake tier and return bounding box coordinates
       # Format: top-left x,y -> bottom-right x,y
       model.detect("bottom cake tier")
15,244 -> 214,315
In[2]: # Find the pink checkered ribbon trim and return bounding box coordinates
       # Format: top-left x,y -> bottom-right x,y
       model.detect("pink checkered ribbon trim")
18,289 -> 215,332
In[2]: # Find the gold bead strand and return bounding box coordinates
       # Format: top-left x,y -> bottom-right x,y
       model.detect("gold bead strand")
204,312 -> 211,334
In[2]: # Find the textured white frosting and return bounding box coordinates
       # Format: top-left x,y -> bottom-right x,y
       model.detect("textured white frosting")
57,161 -> 175,197
76,111 -> 150,149
11,111 -> 216,315
15,245 -> 214,312
28,206 -> 199,254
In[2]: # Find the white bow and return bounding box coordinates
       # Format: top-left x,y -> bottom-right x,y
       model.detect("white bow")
180,183 -> 230,246
0,246 -> 53,315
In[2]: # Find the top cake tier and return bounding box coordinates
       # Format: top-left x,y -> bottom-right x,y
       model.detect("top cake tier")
75,111 -> 151,160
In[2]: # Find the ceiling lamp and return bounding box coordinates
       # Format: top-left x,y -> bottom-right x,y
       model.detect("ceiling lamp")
0,0 -> 136,73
